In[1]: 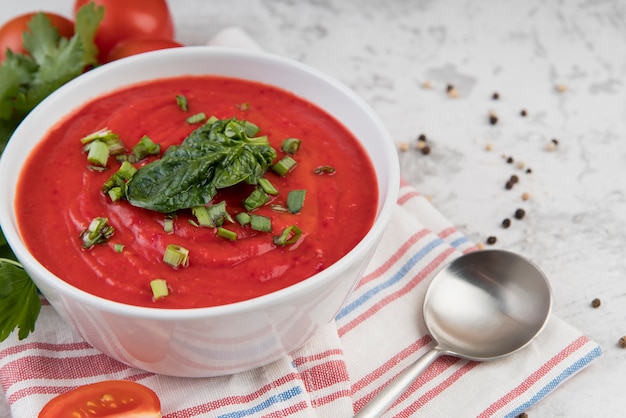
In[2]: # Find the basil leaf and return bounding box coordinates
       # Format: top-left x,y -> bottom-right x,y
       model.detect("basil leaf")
126,118 -> 277,213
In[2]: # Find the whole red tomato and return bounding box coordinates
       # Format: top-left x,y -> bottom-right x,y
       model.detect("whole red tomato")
0,12 -> 74,62
38,380 -> 161,417
74,0 -> 175,62
106,37 -> 182,62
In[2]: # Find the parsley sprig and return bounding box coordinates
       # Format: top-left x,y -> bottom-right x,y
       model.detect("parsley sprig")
0,3 -> 104,152
0,4 -> 104,342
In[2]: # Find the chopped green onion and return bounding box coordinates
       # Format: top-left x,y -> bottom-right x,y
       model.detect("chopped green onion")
273,225 -> 302,246
102,161 -> 137,198
216,227 -> 237,241
205,115 -> 219,126
243,188 -> 270,211
258,178 -> 279,195
80,128 -> 118,145
236,212 -> 251,226
207,201 -> 234,226
117,161 -> 137,179
287,190 -> 306,214
87,140 -> 109,167
163,244 -> 189,269
242,120 -> 260,137
150,279 -> 169,300
191,206 -> 212,227
313,165 -> 336,175
188,219 -> 199,227
163,215 -> 175,233
281,138 -> 301,155
107,186 -> 124,202
272,155 -> 297,177
186,112 -> 207,124
114,243 -> 125,253
176,94 -> 188,111
250,214 -> 272,232
82,129 -> 126,155
80,217 -> 115,249
132,135 -> 160,161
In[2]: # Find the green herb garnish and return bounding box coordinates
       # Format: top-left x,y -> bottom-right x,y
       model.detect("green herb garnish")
243,188 -> 270,211
0,4 -> 104,153
216,227 -> 237,241
150,278 -> 169,300
132,135 -> 160,160
281,138 -> 301,155
258,177 -> 279,195
125,117 -> 277,213
272,155 -> 297,177
186,112 -> 206,124
250,214 -> 272,232
287,190 -> 306,214
0,259 -> 41,342
235,212 -> 251,226
80,217 -> 115,249
163,244 -> 189,269
176,94 -> 188,111
86,140 -> 109,167
273,225 -> 302,246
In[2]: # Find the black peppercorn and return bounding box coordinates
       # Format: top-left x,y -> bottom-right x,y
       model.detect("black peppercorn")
514,208 -> 526,220
486,236 -> 497,245
502,218 -> 511,228
591,298 -> 601,308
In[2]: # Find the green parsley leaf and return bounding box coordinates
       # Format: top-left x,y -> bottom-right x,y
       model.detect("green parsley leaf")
0,259 -> 41,342
0,4 -> 104,151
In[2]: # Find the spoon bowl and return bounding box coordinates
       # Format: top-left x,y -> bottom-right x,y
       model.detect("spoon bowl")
355,249 -> 552,417
425,249 -> 552,360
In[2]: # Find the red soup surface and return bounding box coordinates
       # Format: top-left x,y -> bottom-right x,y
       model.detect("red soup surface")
16,76 -> 378,308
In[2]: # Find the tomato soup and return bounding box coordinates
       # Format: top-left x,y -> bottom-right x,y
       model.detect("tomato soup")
16,76 -> 378,308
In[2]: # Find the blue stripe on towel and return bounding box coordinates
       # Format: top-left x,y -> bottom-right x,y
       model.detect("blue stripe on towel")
335,237 -> 443,321
504,346 -> 602,418
217,386 -> 303,418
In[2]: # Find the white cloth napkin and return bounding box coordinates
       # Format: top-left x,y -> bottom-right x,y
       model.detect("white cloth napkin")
0,29 -> 601,418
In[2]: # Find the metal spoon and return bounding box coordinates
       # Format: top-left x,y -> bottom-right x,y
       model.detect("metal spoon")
355,249 -> 552,417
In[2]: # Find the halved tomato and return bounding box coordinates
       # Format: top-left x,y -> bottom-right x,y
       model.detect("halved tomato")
38,380 -> 161,417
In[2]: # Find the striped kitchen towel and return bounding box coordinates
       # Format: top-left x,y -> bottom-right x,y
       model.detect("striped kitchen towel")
0,181 -> 601,417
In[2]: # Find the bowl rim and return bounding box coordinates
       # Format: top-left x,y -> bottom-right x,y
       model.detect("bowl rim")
0,46 -> 400,320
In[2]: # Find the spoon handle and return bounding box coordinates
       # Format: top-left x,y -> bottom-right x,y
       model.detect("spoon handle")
353,347 -> 442,418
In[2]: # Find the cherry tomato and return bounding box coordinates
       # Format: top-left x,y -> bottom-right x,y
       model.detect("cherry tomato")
38,380 -> 161,418
74,0 -> 174,62
0,12 -> 74,62
106,38 -> 182,62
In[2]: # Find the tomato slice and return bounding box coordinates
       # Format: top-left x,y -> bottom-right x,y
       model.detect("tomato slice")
38,380 -> 161,418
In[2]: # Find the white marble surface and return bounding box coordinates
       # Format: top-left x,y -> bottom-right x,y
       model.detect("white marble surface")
2,0 -> 626,416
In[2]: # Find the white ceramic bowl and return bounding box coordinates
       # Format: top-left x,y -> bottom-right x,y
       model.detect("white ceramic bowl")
0,47 -> 399,377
